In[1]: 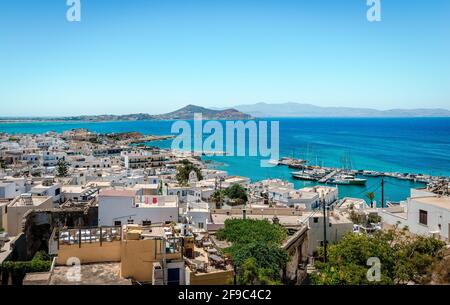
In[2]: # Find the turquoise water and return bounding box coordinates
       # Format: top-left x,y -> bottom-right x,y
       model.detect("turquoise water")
2,118 -> 449,204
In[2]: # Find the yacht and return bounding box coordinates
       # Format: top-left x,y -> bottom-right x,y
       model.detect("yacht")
329,174 -> 367,186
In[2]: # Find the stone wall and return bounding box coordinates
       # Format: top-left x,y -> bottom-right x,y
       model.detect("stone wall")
22,206 -> 98,259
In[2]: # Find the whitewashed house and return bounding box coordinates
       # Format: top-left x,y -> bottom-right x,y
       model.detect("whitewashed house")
379,188 -> 450,242
98,189 -> 179,227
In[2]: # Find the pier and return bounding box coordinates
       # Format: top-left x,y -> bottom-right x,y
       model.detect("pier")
319,170 -> 340,183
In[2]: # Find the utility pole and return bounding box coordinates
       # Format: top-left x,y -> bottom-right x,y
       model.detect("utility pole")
322,194 -> 328,263
381,178 -> 385,208
219,178 -> 223,209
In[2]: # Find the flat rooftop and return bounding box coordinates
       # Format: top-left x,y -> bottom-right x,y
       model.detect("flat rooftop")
86,181 -> 113,188
413,196 -> 450,209
99,189 -> 137,197
132,183 -> 159,190
224,176 -> 249,183
50,263 -> 132,285
290,191 -> 318,200
135,195 -> 178,208
10,195 -> 51,207
62,185 -> 94,193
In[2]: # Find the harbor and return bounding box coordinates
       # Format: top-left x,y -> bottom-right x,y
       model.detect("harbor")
268,157 -> 443,186
203,154 -> 446,207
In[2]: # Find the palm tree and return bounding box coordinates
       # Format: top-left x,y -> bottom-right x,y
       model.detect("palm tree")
366,192 -> 376,208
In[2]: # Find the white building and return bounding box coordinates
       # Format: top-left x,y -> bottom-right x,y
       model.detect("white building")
98,189 -> 179,227
61,185 -> 99,202
22,153 -> 41,165
67,155 -> 112,169
184,201 -> 210,230
200,169 -> 228,180
379,188 -> 450,242
147,176 -> 160,185
0,182 -> 17,199
30,181 -> 62,206
299,185 -> 339,206
121,151 -> 166,169
307,210 -> 353,256
42,151 -> 66,167
166,184 -> 201,203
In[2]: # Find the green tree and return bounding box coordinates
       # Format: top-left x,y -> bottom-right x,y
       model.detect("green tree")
158,181 -> 163,195
211,189 -> 225,209
56,159 -> 68,177
175,159 -> 203,185
237,257 -> 282,285
366,192 -> 375,208
216,219 -> 289,284
310,229 -> 445,285
367,214 -> 381,224
223,184 -> 248,203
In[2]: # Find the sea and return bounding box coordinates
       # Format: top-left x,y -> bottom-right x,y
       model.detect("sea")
1,117 -> 449,206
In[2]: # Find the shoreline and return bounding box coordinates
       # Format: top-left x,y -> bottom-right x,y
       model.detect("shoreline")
2,116 -> 450,124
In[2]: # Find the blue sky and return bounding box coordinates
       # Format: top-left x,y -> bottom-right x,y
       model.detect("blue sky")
0,0 -> 449,116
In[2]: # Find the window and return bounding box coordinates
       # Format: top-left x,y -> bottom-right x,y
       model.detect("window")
127,219 -> 134,224
419,210 -> 428,225
198,222 -> 204,229
313,217 -> 319,223
114,221 -> 122,226
142,220 -> 152,226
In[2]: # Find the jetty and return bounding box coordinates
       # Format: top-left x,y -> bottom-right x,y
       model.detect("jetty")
319,170 -> 340,183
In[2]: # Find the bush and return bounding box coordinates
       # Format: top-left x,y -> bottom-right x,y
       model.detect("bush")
216,219 -> 287,245
223,184 -> 248,202
216,219 -> 288,284
311,229 -> 446,285
0,251 -> 52,285
176,159 -> 203,185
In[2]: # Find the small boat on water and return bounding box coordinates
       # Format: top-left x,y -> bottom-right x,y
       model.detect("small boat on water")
328,175 -> 367,186
288,163 -> 306,170
279,157 -> 307,167
291,171 -> 320,181
362,170 -> 383,177
268,159 -> 280,166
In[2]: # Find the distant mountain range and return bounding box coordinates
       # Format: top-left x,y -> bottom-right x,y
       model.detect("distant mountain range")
0,105 -> 252,122
1,103 -> 449,123
232,102 -> 450,118
153,105 -> 252,120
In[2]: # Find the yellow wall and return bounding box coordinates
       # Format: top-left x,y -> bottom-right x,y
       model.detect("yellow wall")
56,241 -> 121,265
142,188 -> 158,196
56,236 -> 184,283
5,197 -> 53,236
189,269 -> 234,285
120,239 -> 156,282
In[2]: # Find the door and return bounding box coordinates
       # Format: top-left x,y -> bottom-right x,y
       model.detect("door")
167,268 -> 180,285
